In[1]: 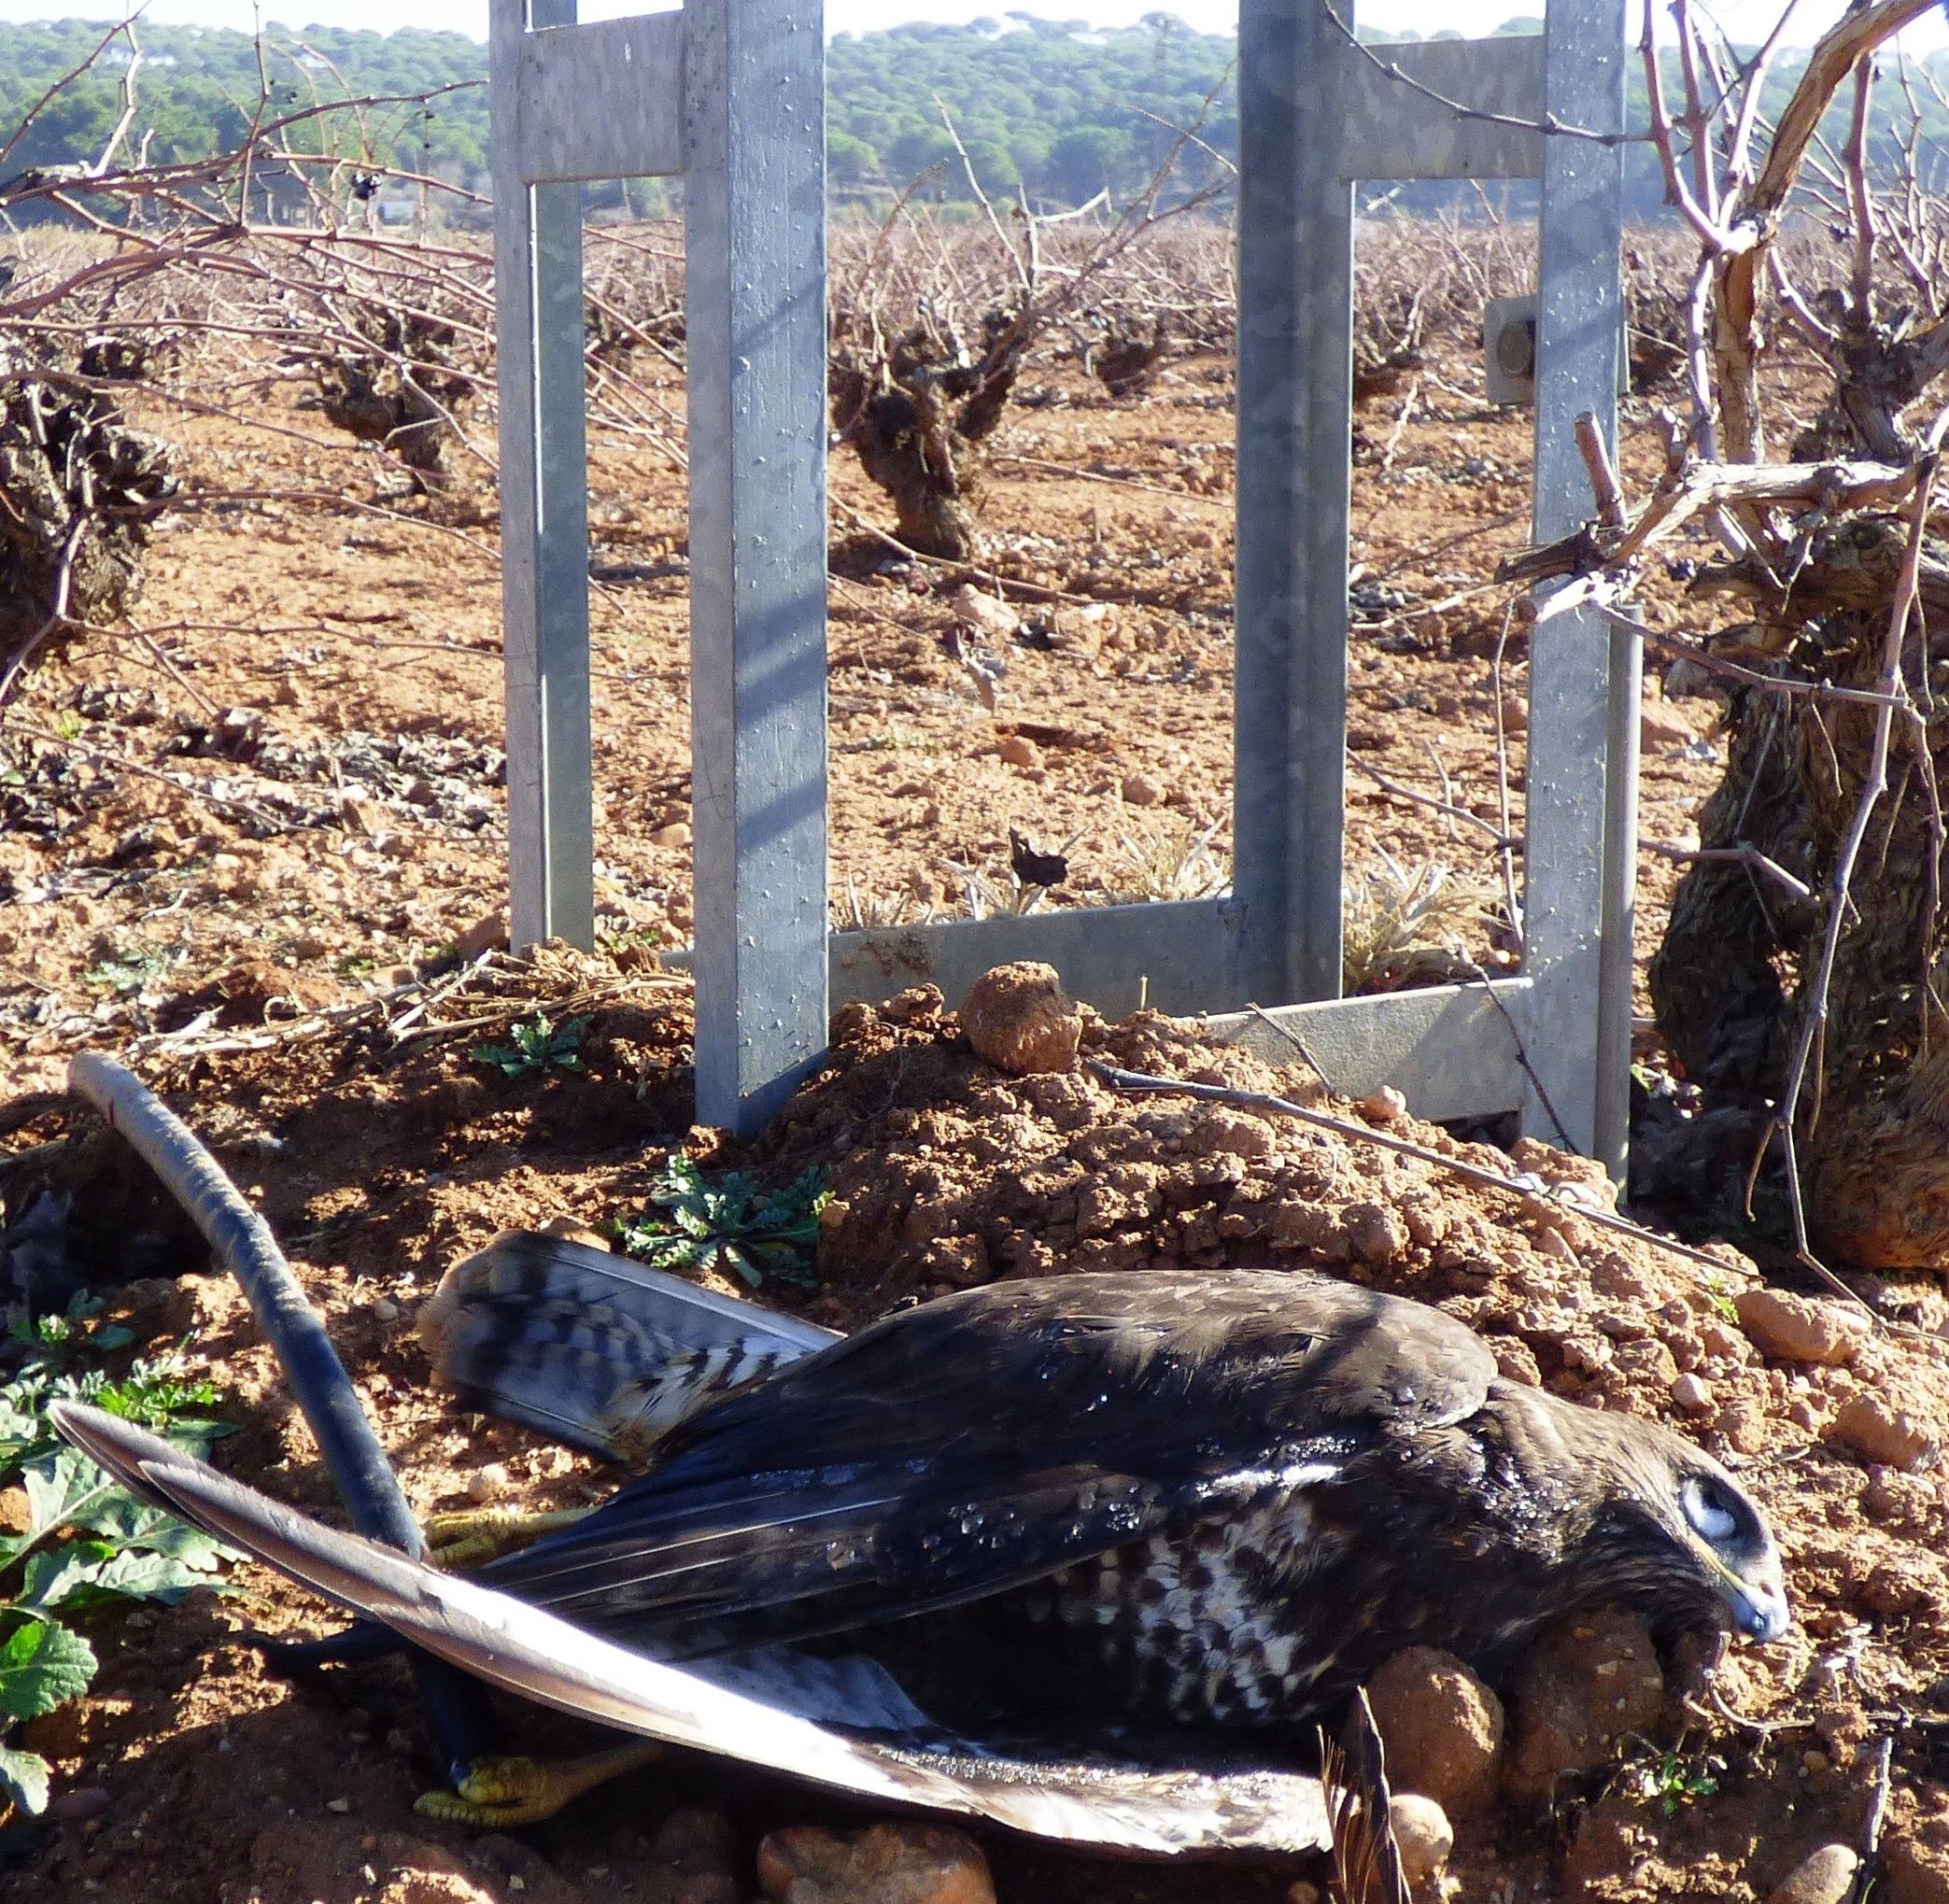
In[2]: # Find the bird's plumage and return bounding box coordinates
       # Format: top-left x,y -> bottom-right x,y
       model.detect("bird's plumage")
455,1266 -> 1785,1729
51,1254 -> 1788,1854
419,1230 -> 839,1460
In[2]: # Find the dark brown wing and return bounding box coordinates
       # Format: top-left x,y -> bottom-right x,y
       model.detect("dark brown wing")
484,1268 -> 1497,1652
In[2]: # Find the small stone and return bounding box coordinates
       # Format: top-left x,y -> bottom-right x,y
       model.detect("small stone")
1366,1646 -> 1504,1820
960,962 -> 1081,1076
996,733 -> 1041,770
1768,1844 -> 1859,1904
49,1786 -> 112,1825
465,1462 -> 509,1504
371,1297 -> 401,1323
1830,1393 -> 1940,1472
1389,1793 -> 1453,1896
651,820 -> 693,848
1734,1288 -> 1869,1366
538,1215 -> 612,1251
756,1822 -> 996,1904
324,1797 -> 351,1813
1120,772 -> 1162,808
1358,1085 -> 1407,1124
951,585 -> 1019,642
1670,1372 -> 1714,1412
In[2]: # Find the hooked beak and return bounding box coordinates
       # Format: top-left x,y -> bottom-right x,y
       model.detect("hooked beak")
1713,1559 -> 1791,1643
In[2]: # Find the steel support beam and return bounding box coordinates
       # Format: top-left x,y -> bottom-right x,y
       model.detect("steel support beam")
685,0 -> 830,1133
493,0 -> 595,953
1235,0 -> 1353,1007
1521,0 -> 1630,1169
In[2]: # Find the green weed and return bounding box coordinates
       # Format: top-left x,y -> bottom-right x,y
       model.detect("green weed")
0,1293 -> 233,1819
612,1158 -> 830,1290
472,1011 -> 589,1078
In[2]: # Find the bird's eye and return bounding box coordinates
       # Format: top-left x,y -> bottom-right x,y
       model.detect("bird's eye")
1684,1475 -> 1742,1544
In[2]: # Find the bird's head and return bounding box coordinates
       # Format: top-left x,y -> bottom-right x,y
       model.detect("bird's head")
1589,1418 -> 1789,1644
1501,1386 -> 1790,1645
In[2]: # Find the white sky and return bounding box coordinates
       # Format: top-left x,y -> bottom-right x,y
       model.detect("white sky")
0,0 -> 1941,52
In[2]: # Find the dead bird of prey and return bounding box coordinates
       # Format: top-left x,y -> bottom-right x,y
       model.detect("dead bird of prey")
52,1241 -> 1788,1855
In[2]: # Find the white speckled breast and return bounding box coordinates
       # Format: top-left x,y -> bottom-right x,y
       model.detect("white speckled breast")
1022,1482 -> 1340,1725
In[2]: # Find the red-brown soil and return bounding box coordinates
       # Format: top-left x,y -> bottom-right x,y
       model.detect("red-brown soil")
5,318 -> 1929,1904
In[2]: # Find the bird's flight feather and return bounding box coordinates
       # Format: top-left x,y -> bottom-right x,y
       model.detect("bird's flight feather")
48,1400 -> 1331,1857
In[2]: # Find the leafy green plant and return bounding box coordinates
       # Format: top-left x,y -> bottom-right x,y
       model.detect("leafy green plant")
1644,1749 -> 1721,1816
612,1158 -> 830,1290
1700,1270 -> 1740,1324
84,941 -> 179,996
0,1292 -> 233,1820
472,1011 -> 589,1078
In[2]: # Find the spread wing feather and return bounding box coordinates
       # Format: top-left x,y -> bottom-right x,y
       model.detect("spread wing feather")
419,1231 -> 840,1462
49,1402 -> 1331,1857
481,1269 -> 1497,1651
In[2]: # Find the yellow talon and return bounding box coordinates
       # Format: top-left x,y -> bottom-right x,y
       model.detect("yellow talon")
423,1505 -> 592,1572
415,1742 -> 664,1827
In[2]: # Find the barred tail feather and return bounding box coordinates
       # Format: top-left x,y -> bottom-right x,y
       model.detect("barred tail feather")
49,1403 -> 1328,1858
418,1231 -> 840,1461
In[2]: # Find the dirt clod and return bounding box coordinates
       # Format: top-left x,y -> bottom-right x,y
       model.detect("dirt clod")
1764,1844 -> 1859,1904
1366,1646 -> 1504,1821
639,1809 -> 741,1904
1503,1611 -> 1665,1801
1885,1834 -> 1949,1904
1733,1288 -> 1869,1366
1388,1793 -> 1454,1900
242,1818 -> 574,1904
756,1822 -> 996,1904
959,961 -> 1081,1076
1830,1392 -> 1942,1472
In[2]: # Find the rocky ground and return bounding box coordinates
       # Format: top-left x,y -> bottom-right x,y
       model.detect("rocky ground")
0,301 -> 1931,1904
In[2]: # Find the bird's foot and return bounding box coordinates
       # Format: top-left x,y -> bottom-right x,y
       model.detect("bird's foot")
415,1742 -> 664,1827
423,1505 -> 592,1572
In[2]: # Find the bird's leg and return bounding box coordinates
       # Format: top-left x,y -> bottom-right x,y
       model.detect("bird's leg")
422,1504 -> 593,1571
416,1741 -> 665,1827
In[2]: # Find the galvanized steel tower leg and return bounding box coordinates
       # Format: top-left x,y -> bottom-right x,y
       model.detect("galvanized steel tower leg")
1522,0 -> 1630,1168
493,0 -> 595,953
685,0 -> 830,1134
1235,0 -> 1353,1007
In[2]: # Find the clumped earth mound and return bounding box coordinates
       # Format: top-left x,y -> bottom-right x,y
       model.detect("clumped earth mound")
7,968 -> 1949,1903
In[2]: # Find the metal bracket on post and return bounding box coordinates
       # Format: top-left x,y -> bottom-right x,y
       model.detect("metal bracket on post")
1521,0 -> 1630,1171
